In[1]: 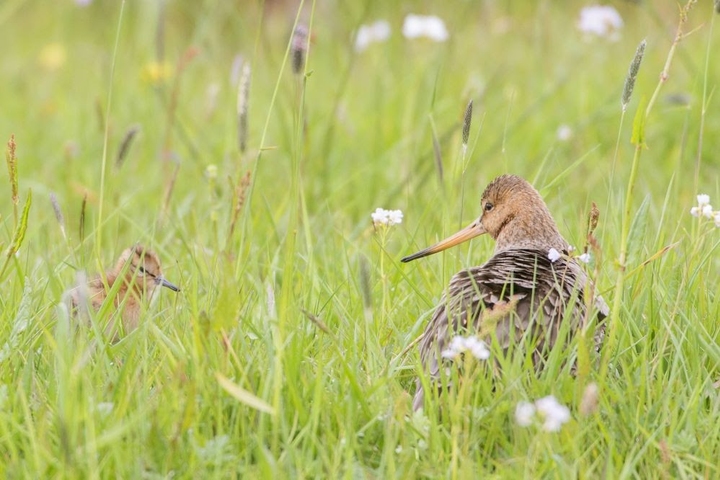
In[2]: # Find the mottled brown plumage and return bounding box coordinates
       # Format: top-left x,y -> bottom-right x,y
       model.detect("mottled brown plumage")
65,245 -> 179,341
402,175 -> 608,411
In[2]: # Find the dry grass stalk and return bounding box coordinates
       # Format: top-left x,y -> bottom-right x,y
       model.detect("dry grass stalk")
359,256 -> 372,313
587,201 -> 600,243
160,161 -> 181,223
300,309 -> 333,336
163,46 -> 199,154
228,170 -> 252,241
579,382 -> 599,415
50,193 -> 67,241
581,202 -> 603,340
431,126 -> 443,183
156,0 -> 166,63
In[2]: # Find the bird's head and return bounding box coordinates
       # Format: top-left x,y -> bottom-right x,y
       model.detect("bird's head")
402,174 -> 567,263
116,245 -> 180,293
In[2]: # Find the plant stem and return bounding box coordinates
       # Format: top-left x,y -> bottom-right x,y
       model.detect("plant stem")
97,0 -> 126,254
602,0 -> 696,379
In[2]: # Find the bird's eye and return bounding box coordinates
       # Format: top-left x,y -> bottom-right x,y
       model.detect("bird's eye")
484,202 -> 494,212
138,266 -> 146,274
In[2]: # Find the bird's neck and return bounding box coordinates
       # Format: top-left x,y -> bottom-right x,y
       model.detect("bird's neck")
494,211 -> 568,253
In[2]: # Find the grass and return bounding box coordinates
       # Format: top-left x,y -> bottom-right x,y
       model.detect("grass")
1,0 -> 720,477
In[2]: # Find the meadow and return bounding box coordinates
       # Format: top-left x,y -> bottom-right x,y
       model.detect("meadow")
1,0 -> 719,477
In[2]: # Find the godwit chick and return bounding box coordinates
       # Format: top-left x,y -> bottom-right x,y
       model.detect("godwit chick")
66,245 -> 179,341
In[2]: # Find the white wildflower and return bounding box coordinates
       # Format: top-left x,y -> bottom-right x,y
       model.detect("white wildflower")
556,125 -> 573,142
577,5 -> 623,40
402,14 -> 449,42
578,253 -> 591,264
515,401 -> 536,427
441,335 -> 490,361
535,395 -> 571,432
448,335 -> 466,352
96,402 -> 114,416
702,204 -> 714,219
690,206 -> 701,218
697,194 -> 711,207
355,20 -> 391,52
547,248 -> 561,263
371,208 -> 403,227
441,349 -> 456,359
714,212 -> 720,228
441,336 -> 464,359
387,209 -> 403,225
464,336 -> 491,360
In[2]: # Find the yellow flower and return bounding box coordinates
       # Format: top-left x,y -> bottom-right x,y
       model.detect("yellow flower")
39,43 -> 66,71
141,61 -> 173,85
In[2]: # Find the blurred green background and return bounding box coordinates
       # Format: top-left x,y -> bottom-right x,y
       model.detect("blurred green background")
1,0 -> 719,477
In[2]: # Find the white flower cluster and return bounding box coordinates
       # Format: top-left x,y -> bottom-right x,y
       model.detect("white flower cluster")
402,14 -> 449,42
556,125 -> 573,142
441,335 -> 490,361
577,5 -> 623,40
690,194 -> 720,227
548,247 -> 591,264
355,20 -> 391,52
515,395 -> 571,432
371,208 -> 403,227
355,15 -> 448,53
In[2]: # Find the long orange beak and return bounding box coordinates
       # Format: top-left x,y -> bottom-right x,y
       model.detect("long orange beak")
401,218 -> 487,263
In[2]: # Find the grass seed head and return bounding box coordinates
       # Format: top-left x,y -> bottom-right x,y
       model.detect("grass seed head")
588,202 -> 600,237
579,382 -> 600,416
462,99 -> 473,148
292,24 -> 309,74
79,192 -> 87,242
115,124 -> 140,169
237,62 -> 251,153
621,39 -> 646,111
6,134 -> 18,206
228,170 -> 252,240
5,189 -> 32,260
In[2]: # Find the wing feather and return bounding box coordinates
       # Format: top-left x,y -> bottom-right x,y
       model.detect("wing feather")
413,248 -> 607,410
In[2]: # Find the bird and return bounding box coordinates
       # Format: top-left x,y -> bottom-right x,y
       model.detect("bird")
401,174 -> 608,411
65,244 -> 179,341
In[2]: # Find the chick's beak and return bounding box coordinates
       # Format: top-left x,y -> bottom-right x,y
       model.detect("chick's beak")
401,218 -> 487,263
157,277 -> 180,292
